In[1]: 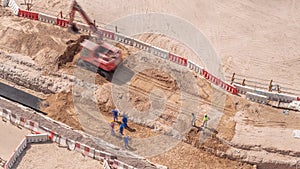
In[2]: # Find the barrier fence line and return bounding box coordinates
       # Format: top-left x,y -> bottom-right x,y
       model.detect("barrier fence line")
4,138 -> 27,169
0,106 -> 138,169
6,1 -> 239,97
5,0 -> 300,101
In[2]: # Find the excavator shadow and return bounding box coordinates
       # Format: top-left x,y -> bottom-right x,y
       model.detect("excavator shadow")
111,62 -> 135,86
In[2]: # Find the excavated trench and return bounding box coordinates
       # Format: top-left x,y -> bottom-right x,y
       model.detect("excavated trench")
56,35 -> 89,68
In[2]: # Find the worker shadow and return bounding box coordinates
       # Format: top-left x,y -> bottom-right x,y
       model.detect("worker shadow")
125,126 -> 136,132
196,126 -> 218,135
126,146 -> 137,151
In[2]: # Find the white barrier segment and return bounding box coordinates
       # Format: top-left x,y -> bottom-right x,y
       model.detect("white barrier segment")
53,133 -> 60,143
8,0 -> 19,15
246,92 -> 268,104
235,83 -> 298,102
76,22 -> 91,32
2,0 -> 9,7
59,137 -> 68,147
288,101 -> 300,111
1,108 -> 11,120
94,149 -> 104,161
5,138 -> 27,169
26,133 -> 48,143
38,12 -> 57,24
187,60 -> 203,75
150,46 -> 168,59
67,139 -> 76,150
233,84 -> 255,94
293,130 -> 300,139
9,113 -> 19,126
87,147 -> 95,159
114,33 -> 133,46
132,39 -> 151,52
268,92 -> 297,103
103,160 -> 111,169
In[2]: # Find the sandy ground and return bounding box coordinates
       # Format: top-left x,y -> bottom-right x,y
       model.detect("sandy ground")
1,0 -> 300,168
14,143 -> 103,169
150,142 -> 251,169
21,0 -> 300,90
0,120 -> 30,160
232,97 -> 300,152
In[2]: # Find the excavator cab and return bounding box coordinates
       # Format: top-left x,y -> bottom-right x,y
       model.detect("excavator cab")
77,39 -> 122,80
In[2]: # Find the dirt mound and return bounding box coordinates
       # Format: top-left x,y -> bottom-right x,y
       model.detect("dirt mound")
40,90 -> 82,130
150,142 -> 252,169
0,16 -> 77,70
185,128 -> 230,152
0,7 -> 13,16
57,35 -> 89,68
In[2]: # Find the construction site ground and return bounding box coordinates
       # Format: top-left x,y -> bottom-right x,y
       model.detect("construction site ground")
1,0 -> 300,168
0,120 -> 102,169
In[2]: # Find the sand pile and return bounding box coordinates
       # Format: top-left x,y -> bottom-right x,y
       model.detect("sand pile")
41,90 -> 82,130
0,13 -> 77,70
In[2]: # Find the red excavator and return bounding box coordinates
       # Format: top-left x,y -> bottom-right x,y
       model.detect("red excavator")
68,0 -> 122,80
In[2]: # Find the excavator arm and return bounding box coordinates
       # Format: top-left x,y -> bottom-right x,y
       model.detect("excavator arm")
69,0 -> 102,40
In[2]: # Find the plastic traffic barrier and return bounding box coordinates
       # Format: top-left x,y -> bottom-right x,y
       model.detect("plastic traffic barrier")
98,28 -> 115,40
202,69 -> 220,86
114,33 -> 134,46
18,9 -> 38,20
57,18 -> 69,27
168,53 -> 187,66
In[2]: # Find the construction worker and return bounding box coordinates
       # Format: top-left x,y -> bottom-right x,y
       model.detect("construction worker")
111,109 -> 119,122
202,114 -> 209,128
191,113 -> 196,127
122,135 -> 130,149
119,123 -> 125,135
122,114 -> 128,128
109,121 -> 115,135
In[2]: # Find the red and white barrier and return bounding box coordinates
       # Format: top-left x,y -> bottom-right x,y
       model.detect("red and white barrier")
18,9 -> 38,20
219,81 -> 238,95
1,108 -> 11,120
246,92 -> 268,104
99,29 -> 115,40
114,33 -> 134,46
187,60 -> 203,75
132,39 -> 151,52
24,120 -> 39,133
26,133 -> 48,143
168,53 -> 187,66
150,46 -> 168,59
76,22 -> 91,32
4,138 -> 27,169
57,18 -> 69,27
39,13 -> 57,24
202,69 -> 220,86
113,159 -> 136,169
